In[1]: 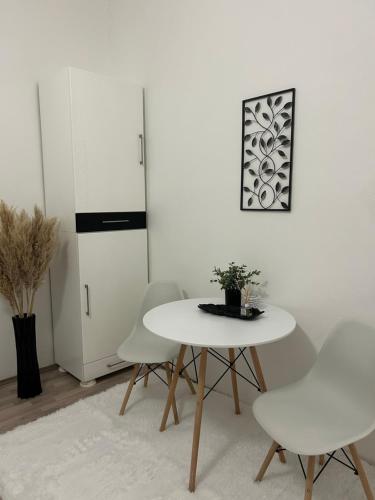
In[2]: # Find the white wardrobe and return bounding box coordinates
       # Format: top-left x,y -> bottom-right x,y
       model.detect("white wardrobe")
39,67 -> 148,384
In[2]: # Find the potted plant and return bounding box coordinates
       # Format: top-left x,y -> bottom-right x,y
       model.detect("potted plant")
210,262 -> 261,307
0,201 -> 58,398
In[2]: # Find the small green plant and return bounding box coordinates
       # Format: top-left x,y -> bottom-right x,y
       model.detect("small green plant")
210,262 -> 261,291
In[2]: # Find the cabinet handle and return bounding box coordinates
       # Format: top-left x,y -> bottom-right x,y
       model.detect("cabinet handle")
107,360 -> 127,368
138,134 -> 144,166
102,219 -> 129,224
84,284 -> 90,316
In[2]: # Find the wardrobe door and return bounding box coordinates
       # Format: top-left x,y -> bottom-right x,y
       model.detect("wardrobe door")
78,229 -> 148,364
70,68 -> 146,213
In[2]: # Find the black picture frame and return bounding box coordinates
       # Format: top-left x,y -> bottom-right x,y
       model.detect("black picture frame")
240,88 -> 296,211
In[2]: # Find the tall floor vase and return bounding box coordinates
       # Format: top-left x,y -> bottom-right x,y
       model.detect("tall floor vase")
12,314 -> 42,399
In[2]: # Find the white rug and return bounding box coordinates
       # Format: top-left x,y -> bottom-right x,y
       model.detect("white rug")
0,380 -> 374,500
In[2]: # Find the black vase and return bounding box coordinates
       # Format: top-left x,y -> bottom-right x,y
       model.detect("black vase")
225,288 -> 241,307
12,314 -> 42,399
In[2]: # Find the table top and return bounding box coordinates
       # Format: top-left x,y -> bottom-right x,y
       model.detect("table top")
143,297 -> 296,348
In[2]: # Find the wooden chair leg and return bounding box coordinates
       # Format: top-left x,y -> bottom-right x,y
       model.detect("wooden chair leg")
160,344 -> 187,432
255,441 -> 280,481
144,368 -> 149,388
249,346 -> 286,463
277,449 -> 287,463
189,347 -> 208,492
182,367 -> 196,394
349,444 -> 374,500
305,456 -> 315,500
165,362 -> 179,425
119,363 -> 140,416
228,348 -> 241,415
319,455 -> 324,466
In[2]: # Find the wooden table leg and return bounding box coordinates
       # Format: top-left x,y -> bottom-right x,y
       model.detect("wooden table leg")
160,344 -> 187,432
228,348 -> 241,415
249,346 -> 286,464
165,362 -> 179,425
249,346 -> 267,392
182,367 -> 196,395
189,347 -> 208,492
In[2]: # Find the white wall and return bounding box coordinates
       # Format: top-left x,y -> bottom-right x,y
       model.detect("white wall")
1,0 -> 374,465
108,0 -> 375,463
0,0 -> 112,380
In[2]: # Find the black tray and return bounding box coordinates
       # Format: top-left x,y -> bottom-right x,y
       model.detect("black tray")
198,303 -> 264,321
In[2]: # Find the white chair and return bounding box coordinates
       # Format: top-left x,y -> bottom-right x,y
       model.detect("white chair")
117,281 -> 195,419
253,321 -> 375,500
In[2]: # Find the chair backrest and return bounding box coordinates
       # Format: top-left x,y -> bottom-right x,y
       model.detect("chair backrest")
117,281 -> 183,361
309,320 -> 375,416
135,280 -> 183,329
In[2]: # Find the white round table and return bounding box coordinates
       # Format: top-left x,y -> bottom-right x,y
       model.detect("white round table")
143,297 -> 296,348
143,297 -> 296,492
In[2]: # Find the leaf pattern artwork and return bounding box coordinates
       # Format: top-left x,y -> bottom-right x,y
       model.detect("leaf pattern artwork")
241,88 -> 295,211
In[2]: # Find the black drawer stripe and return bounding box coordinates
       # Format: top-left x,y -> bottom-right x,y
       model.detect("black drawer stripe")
76,212 -> 146,233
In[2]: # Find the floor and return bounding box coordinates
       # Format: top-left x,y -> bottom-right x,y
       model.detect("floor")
1,379 -> 373,499
0,365 -> 132,434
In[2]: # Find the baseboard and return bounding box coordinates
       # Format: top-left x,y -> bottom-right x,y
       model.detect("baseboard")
0,364 -> 58,386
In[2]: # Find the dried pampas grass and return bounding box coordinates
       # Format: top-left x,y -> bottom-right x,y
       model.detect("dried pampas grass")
0,201 -> 58,317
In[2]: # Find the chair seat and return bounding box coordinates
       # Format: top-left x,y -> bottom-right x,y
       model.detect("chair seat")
253,376 -> 374,456
117,325 -> 180,364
